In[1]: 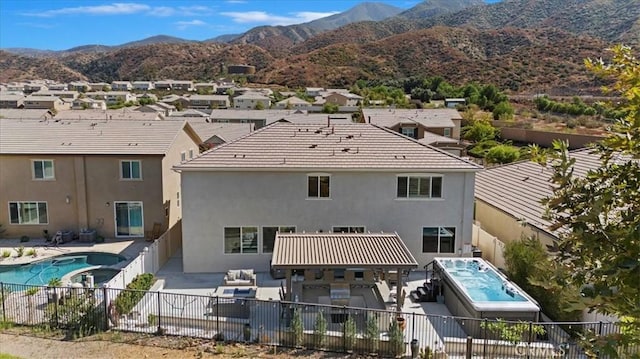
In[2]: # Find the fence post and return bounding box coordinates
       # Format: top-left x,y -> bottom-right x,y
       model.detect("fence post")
411,311 -> 416,341
216,295 -> 220,336
342,306 -> 347,353
1,282 -> 5,323
102,285 -> 108,330
598,321 -> 603,336
483,318 -> 488,358
156,290 -> 161,334
466,336 -> 473,359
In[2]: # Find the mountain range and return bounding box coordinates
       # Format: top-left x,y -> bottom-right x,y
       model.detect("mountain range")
1,0 -> 638,94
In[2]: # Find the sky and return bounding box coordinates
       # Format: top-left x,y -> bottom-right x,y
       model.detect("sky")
0,1 -> 499,51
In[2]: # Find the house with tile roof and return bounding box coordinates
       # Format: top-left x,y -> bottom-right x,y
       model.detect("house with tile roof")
174,122 -> 481,273
232,92 -> 271,110
361,108 -> 462,140
474,149 -> 613,249
0,119 -> 202,239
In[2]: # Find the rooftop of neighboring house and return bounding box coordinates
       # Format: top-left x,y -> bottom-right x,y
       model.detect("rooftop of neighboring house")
0,118 -> 200,155
175,122 -> 481,171
168,109 -> 209,117
189,94 -> 229,101
234,92 -> 270,100
361,108 -> 462,128
54,109 -> 161,121
474,148 -> 632,236
419,131 -> 460,145
24,95 -> 61,102
275,97 -> 312,106
184,121 -> 254,144
0,93 -> 25,101
0,109 -> 51,119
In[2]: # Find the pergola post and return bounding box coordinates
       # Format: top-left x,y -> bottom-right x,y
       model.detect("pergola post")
285,269 -> 292,301
396,266 -> 402,308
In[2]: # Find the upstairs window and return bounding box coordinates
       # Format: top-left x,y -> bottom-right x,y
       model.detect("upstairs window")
120,160 -> 141,180
332,226 -> 365,234
308,174 -> 330,198
443,128 -> 451,137
33,160 -> 54,180
401,127 -> 418,139
397,175 -> 442,199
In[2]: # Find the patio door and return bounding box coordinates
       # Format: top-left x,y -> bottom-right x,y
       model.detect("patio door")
114,201 -> 144,237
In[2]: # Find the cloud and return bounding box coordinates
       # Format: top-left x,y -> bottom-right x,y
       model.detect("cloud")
225,0 -> 247,3
220,11 -> 338,26
24,3 -> 151,17
175,19 -> 207,30
17,22 -> 57,29
22,3 -> 215,18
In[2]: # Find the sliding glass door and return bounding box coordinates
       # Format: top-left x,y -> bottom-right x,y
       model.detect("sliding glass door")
115,201 -> 144,237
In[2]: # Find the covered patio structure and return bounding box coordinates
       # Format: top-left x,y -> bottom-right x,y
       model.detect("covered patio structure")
271,232 -> 418,306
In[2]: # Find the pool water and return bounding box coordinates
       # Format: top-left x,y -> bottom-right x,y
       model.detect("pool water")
0,252 -> 125,286
439,259 -> 527,302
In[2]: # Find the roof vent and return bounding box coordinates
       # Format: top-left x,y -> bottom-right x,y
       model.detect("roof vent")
314,129 -> 322,134
309,144 -> 317,149
341,148 -> 350,152
346,134 -> 354,139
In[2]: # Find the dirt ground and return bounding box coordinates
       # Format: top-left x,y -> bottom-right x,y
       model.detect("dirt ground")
0,330 -> 356,359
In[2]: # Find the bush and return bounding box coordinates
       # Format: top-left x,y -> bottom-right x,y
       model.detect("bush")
462,120 -> 498,143
16,246 -> 25,257
1,250 -> 10,258
485,144 -> 521,164
114,273 -> 155,315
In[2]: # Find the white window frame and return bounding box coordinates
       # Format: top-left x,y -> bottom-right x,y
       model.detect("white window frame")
262,225 -> 296,253
180,151 -> 186,162
32,159 -> 55,180
113,201 -> 144,238
307,173 -> 331,199
8,201 -> 48,225
422,226 -> 456,253
401,127 -> 417,138
332,226 -> 366,234
443,128 -> 452,137
224,226 -> 259,254
120,160 -> 142,180
189,149 -> 194,159
396,174 -> 443,199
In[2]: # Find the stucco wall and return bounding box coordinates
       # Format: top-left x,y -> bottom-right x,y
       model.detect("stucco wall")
181,170 -> 476,273
474,199 -> 557,249
163,128 -> 200,230
0,154 -> 165,239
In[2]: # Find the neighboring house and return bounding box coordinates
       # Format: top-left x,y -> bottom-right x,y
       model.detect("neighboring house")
0,109 -> 52,119
47,83 -> 68,91
188,95 -> 229,110
0,119 -> 202,239
184,121 -> 254,149
137,93 -> 158,102
104,91 -> 136,105
474,149 -> 608,249
169,109 -> 209,118
24,83 -> 48,94
88,82 -> 111,91
305,87 -> 324,97
0,94 -> 25,109
136,102 -> 175,117
71,98 -> 107,110
324,92 -> 363,106
233,92 -> 271,110
23,95 -> 70,111
5,83 -> 27,92
161,94 -> 190,109
274,97 -> 312,109
445,98 -> 467,108
418,133 -> 465,157
175,122 -> 480,272
111,81 -> 132,91
193,82 -> 217,94
68,82 -> 91,92
361,108 -> 462,141
54,109 -> 162,121
132,81 -> 155,91
172,81 -> 194,91
33,90 -> 79,100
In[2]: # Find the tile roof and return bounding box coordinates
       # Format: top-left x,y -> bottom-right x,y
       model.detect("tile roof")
0,118 -> 196,155
176,122 -> 480,171
419,131 -> 459,145
0,109 -> 51,119
362,108 -> 461,128
272,232 -> 418,268
474,149 -> 626,236
54,109 -> 160,121
185,121 -> 254,143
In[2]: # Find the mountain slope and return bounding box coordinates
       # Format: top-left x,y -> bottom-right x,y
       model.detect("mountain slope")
305,2 -> 403,31
0,51 -> 87,82
419,0 -> 640,45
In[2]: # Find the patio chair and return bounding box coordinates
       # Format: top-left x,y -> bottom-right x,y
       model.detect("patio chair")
145,222 -> 162,242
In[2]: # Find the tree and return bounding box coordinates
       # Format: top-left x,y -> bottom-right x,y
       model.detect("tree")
322,103 -> 339,114
493,101 -> 515,121
462,120 -> 498,143
485,144 -> 520,164
534,45 -> 640,356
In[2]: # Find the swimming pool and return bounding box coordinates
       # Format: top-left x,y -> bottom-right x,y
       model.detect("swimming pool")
433,257 -> 539,332
0,252 -> 126,286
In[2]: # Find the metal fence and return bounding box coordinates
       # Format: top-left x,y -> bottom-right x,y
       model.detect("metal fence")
1,282 -> 637,358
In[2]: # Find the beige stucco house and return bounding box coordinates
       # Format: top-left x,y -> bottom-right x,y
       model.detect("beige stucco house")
23,95 -> 70,111
0,119 -> 202,239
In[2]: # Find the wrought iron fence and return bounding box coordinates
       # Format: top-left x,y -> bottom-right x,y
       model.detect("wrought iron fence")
0,282 -> 636,358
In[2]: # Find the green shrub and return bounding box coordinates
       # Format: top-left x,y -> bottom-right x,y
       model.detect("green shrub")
26,248 -> 37,257
16,246 -> 25,257
114,273 -> 155,315
313,310 -> 328,348
1,250 -> 10,258
485,144 -> 521,164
